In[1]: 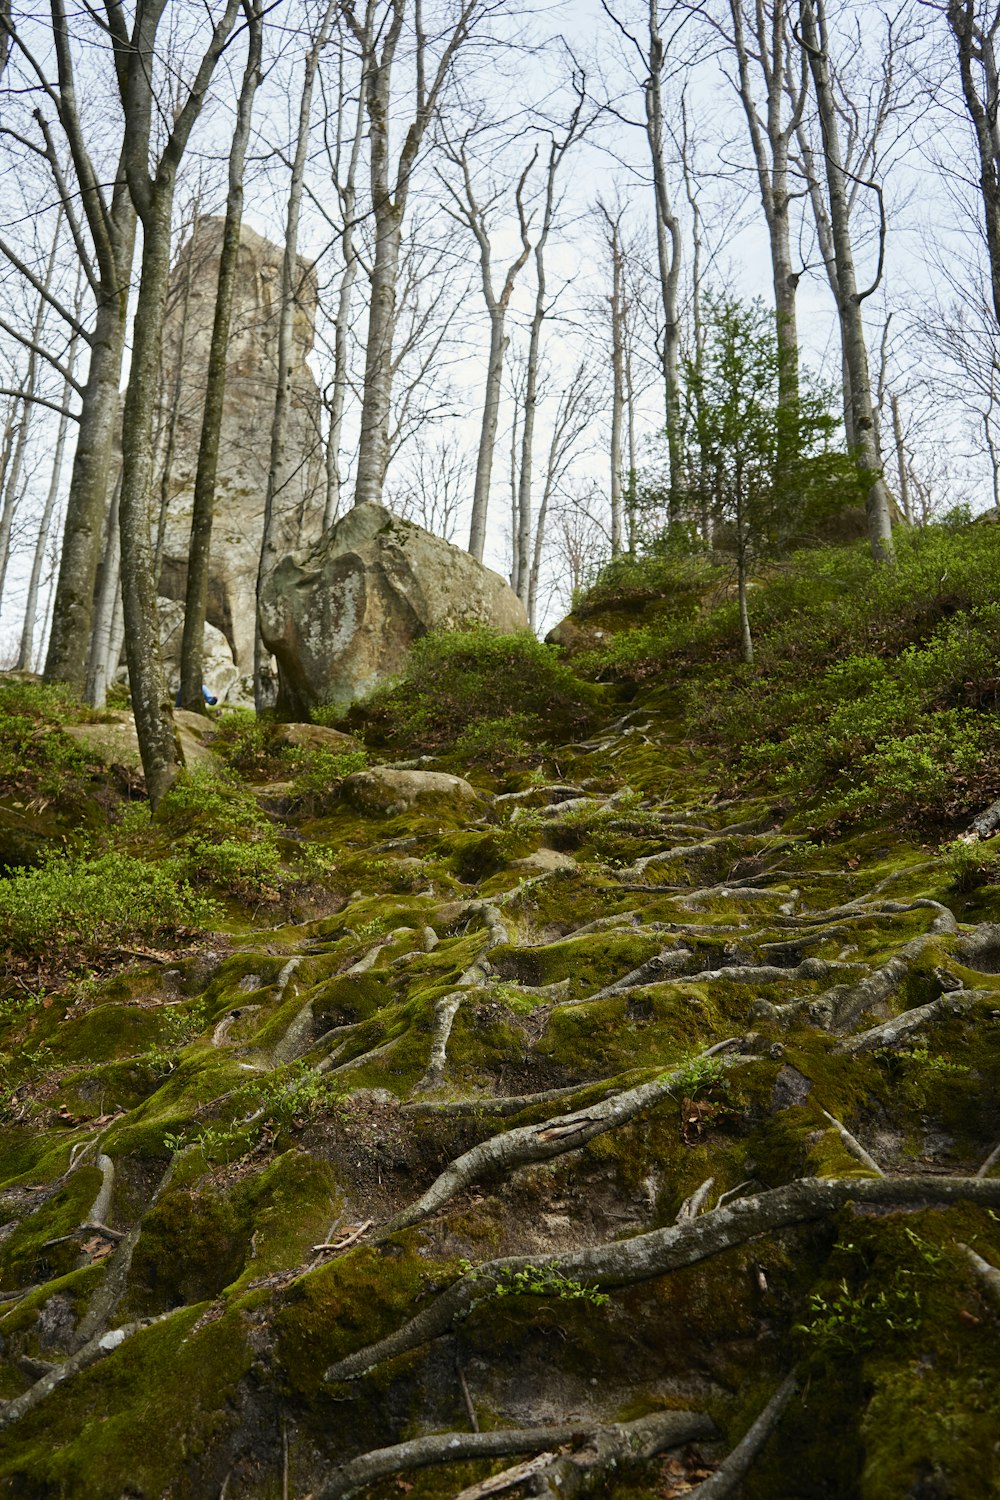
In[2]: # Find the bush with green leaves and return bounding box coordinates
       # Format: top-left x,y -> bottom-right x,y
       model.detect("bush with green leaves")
0,850 -> 217,962
578,523 -> 1000,830
153,767 -> 285,899
346,629 -> 603,757
0,677 -> 101,805
288,747 -> 368,815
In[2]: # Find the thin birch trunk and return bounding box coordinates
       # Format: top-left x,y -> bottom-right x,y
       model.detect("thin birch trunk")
324,43 -> 366,529
799,0 -> 894,564
515,104 -> 584,607
153,204 -> 200,577
729,0 -> 805,412
646,0 -> 683,496
254,0 -> 334,709
180,2 -> 262,710
447,144 -> 535,561
18,273 -> 83,671
890,392 -> 912,525
0,214 -> 62,601
85,472 -> 122,707
600,208 -> 625,558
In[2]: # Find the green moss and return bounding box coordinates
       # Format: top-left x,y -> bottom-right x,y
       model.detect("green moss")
0,1166 -> 102,1292
0,1303 -> 253,1498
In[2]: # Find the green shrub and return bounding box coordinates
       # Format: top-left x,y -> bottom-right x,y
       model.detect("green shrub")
154,768 -> 285,899
0,678 -> 100,804
0,851 -> 218,962
347,629 -> 604,754
203,710 -> 286,779
288,747 -> 368,815
576,524 -> 1000,830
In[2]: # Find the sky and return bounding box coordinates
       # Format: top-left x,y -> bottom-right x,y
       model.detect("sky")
0,0 -> 993,654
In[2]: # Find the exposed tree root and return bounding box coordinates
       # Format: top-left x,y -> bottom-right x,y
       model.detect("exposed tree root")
833,989 -> 985,1055
328,1176 -> 1000,1380
73,1154 -> 181,1348
819,1109 -> 882,1174
416,991 -> 466,1092
314,1411 -> 715,1500
688,1371 -> 797,1498
565,946 -> 693,1005
380,1051 -> 748,1237
0,1312 -> 175,1431
958,1242 -> 1000,1305
87,1153 -> 115,1227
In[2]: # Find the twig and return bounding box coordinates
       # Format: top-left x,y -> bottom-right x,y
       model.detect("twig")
688,1371 -> 798,1497
819,1109 -> 882,1175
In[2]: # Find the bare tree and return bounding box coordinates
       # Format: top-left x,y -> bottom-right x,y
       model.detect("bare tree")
0,212 -> 63,602
705,0 -> 807,410
343,0 -> 494,509
439,129 -> 536,561
254,3 -> 333,710
798,0 -> 895,563
0,4 -> 140,692
597,200 -> 627,557
388,432 -> 471,540
527,361 -> 601,629
179,1 -> 264,712
942,2 -> 1000,326
603,2 -> 687,492
512,84 -> 587,608
17,264 -> 86,671
116,0 -> 243,804
320,25 -> 368,528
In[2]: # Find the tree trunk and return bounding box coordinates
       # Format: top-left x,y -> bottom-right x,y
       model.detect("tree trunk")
85,474 -> 122,708
44,205 -> 136,692
153,206 -> 200,578
470,311 -> 509,562
180,5 -> 262,711
737,527 -> 754,666
354,205 -> 403,508
608,218 -> 625,559
890,393 -> 912,525
323,60 -> 365,530
646,0 -> 683,497
255,3 -> 333,709
118,189 -> 180,806
18,314 -> 81,670
800,0 -> 894,564
947,1 -> 1000,327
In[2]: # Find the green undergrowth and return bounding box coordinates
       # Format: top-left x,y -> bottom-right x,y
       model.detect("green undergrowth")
573,522 -> 1000,834
342,628 -> 606,764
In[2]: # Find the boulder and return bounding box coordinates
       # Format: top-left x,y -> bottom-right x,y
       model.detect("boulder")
343,768 -> 482,818
65,711 -> 218,774
157,599 -> 239,704
271,723 -> 363,756
153,219 -> 325,674
259,503 -> 529,718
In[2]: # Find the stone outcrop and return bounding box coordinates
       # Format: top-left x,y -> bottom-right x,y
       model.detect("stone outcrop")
157,599 -> 239,704
342,767 -> 483,818
259,503 -> 529,718
153,218 -> 325,675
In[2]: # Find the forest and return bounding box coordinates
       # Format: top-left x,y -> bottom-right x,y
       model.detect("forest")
2,1 -> 1000,1497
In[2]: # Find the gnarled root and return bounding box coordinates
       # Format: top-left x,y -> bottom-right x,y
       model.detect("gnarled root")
328,1176 -> 1000,1381
314,1410 -> 715,1500
688,1371 -> 797,1498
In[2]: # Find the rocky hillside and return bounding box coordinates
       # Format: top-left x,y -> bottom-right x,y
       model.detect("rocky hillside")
2,529 -> 1000,1499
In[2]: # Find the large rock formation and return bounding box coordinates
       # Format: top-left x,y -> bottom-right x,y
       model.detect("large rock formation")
259,502 -> 529,717
153,218 -> 325,676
